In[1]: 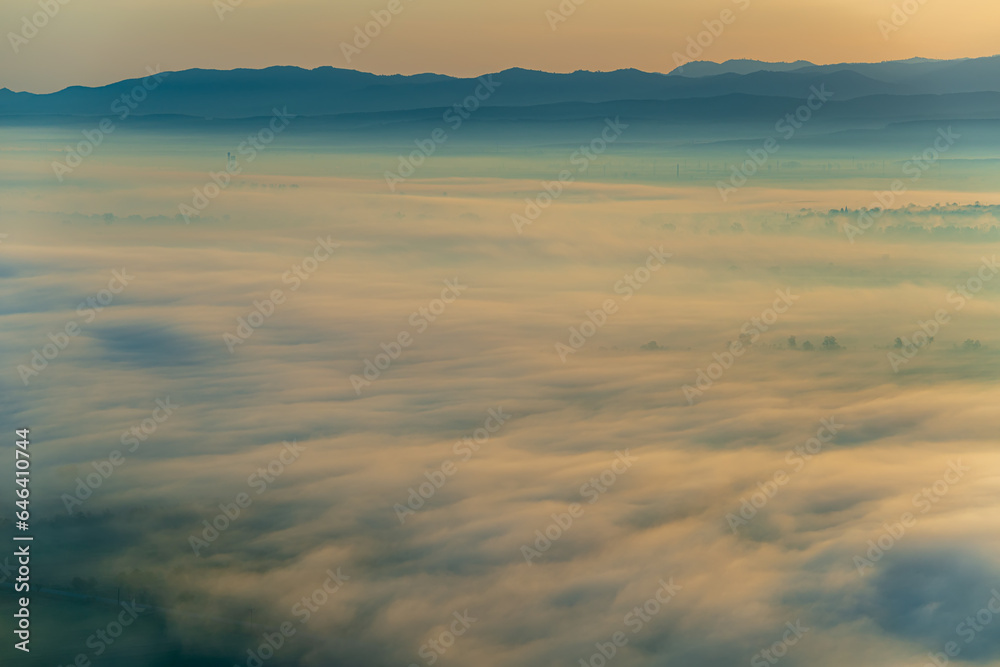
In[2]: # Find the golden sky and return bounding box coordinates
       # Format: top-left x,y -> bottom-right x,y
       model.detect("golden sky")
2,0 -> 998,92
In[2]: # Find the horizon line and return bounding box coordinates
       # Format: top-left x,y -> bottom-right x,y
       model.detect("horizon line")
6,53 -> 1000,96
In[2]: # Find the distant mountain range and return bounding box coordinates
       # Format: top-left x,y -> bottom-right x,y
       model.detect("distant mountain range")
665,57 -> 954,78
3,55 -> 1000,120
668,59 -> 818,77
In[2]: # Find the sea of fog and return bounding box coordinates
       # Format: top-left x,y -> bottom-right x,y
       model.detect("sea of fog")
1,128 -> 999,666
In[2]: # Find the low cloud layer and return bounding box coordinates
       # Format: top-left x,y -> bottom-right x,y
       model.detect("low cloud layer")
2,138 -> 999,667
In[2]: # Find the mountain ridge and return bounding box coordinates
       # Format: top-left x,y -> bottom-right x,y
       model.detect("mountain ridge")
2,56 -> 1000,120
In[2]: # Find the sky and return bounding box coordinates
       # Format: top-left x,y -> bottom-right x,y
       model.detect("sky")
2,0 -> 1000,93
